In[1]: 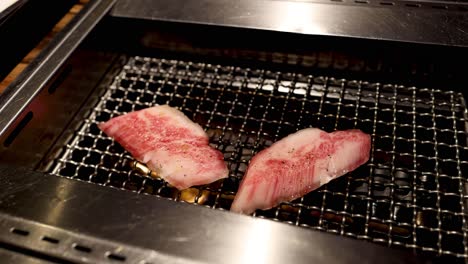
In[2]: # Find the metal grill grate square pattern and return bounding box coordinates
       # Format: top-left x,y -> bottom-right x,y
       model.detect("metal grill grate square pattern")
50,56 -> 468,262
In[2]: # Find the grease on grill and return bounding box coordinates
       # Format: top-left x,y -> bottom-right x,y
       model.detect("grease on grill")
130,160 -> 161,180
50,56 -> 468,261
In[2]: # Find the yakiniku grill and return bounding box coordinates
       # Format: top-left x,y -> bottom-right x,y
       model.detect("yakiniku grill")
0,0 -> 467,263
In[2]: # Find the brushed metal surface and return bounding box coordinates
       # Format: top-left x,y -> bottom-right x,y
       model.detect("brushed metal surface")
0,248 -> 57,264
112,0 -> 468,47
0,165 -> 428,264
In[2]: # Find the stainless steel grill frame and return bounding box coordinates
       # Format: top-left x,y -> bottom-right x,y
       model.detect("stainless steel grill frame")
1,0 -> 468,262
48,55 -> 468,261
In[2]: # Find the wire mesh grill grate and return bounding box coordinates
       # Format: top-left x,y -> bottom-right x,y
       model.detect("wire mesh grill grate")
50,56 -> 468,262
